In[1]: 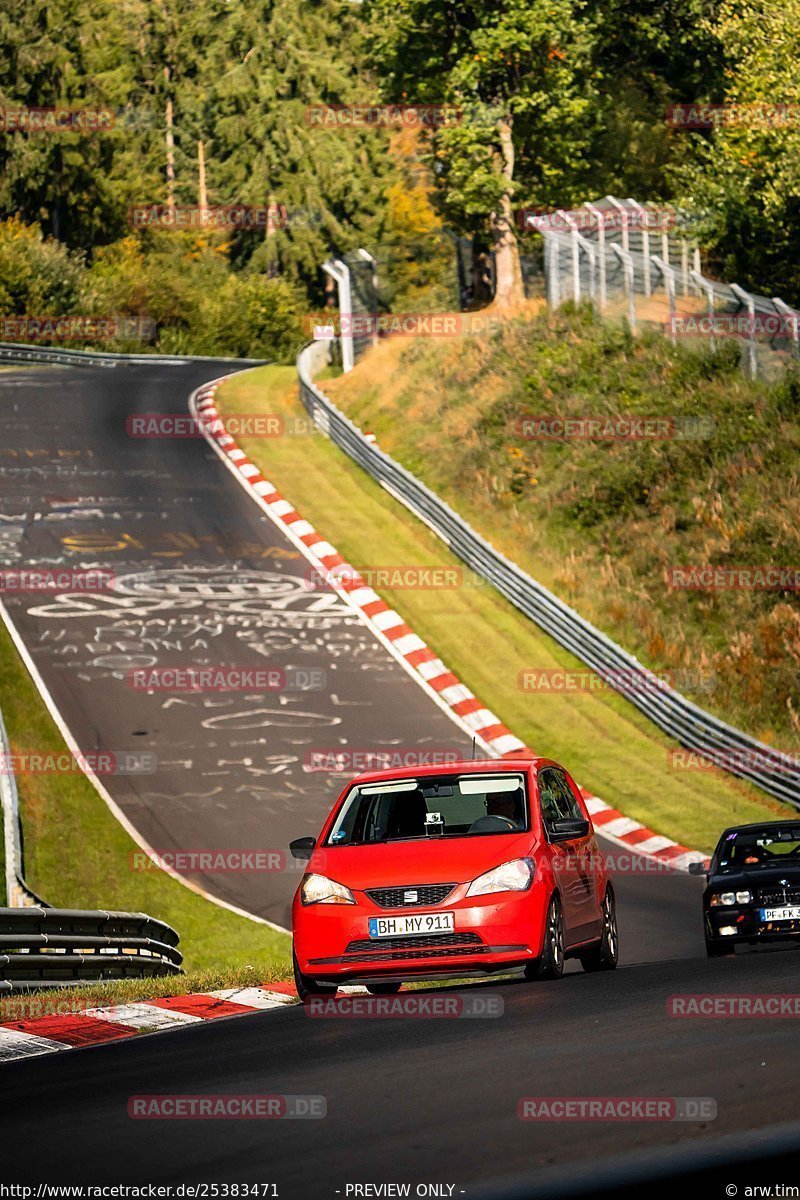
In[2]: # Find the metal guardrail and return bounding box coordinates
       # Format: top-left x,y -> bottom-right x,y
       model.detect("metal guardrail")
296,344 -> 800,810
0,694 -> 43,908
0,342 -> 269,370
0,908 -> 182,992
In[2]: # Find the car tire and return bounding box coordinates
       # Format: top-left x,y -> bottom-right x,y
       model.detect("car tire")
293,948 -> 339,1003
705,937 -> 735,958
525,895 -> 564,981
579,889 -> 619,973
365,983 -> 402,995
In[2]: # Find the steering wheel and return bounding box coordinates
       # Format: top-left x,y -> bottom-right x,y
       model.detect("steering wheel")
468,814 -> 518,833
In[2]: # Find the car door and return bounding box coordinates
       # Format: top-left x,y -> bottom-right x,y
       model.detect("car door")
537,767 -> 600,945
537,767 -> 585,944
552,768 -> 603,940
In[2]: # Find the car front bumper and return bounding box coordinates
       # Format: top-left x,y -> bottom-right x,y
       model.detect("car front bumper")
706,907 -> 800,942
293,887 -> 547,982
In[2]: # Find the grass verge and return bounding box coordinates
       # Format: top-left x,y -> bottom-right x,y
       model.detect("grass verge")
322,310 -> 800,749
216,365 -> 793,854
0,962 -> 294,1025
0,616 -> 290,992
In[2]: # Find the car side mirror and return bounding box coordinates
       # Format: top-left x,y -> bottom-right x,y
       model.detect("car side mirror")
550,817 -> 590,841
290,836 -> 316,861
688,860 -> 708,875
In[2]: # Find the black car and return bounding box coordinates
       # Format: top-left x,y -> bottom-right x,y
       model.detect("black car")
691,821 -> 800,957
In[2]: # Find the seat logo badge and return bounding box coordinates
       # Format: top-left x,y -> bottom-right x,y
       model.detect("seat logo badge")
404,890 -> 418,904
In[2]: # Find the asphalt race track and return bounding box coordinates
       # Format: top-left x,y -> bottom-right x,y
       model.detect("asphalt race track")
0,361 -> 473,926
3,361 -> 800,1193
4,858 -> 800,1194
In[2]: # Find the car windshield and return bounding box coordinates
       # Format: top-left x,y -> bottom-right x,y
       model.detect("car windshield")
714,825 -> 800,872
326,773 -> 528,846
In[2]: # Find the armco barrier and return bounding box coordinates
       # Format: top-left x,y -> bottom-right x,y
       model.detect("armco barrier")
296,343 -> 800,809
0,342 -> 268,370
0,694 -> 42,908
0,908 -> 182,991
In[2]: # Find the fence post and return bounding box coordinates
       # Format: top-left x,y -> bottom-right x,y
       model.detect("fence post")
629,199 -> 650,296
680,240 -> 690,297
544,235 -> 561,310
772,297 -> 800,360
606,195 -> 629,254
571,225 -> 581,304
584,203 -> 606,309
611,244 -> 636,330
691,269 -> 716,353
322,257 -> 354,373
730,283 -> 758,379
651,255 -> 676,344
357,248 -> 379,349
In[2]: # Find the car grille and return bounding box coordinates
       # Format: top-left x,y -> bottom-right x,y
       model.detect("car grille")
345,932 -> 484,958
759,888 -> 800,906
365,884 -> 456,909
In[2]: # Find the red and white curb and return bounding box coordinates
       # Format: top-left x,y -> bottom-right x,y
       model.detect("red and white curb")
190,377 -> 707,875
0,986 -> 299,1064
0,981 -> 396,1065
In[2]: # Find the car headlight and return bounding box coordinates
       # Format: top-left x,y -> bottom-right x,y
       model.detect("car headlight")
300,873 -> 356,906
466,858 -> 534,898
736,890 -> 752,904
710,891 -> 737,907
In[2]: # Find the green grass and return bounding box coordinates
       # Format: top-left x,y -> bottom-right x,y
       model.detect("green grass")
0,617 -> 291,979
217,365 -> 792,854
0,963 -> 295,1025
321,308 -> 800,750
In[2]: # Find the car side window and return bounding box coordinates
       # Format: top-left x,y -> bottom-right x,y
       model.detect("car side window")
538,769 -> 568,829
551,770 -> 584,822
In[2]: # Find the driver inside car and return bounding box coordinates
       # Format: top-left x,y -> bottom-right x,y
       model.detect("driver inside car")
469,790 -> 523,833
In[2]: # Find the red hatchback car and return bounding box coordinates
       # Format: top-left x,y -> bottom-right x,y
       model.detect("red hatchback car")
290,757 -> 617,1000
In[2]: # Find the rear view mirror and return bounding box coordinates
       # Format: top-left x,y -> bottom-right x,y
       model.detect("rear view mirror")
688,860 -> 708,875
549,817 -> 590,841
289,836 -> 316,861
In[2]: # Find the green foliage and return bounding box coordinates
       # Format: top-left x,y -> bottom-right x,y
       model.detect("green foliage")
0,218 -> 84,313
675,0 -> 800,303
366,0 -> 597,228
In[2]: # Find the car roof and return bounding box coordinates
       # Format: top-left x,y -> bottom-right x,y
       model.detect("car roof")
344,756 -> 551,787
717,820 -> 800,839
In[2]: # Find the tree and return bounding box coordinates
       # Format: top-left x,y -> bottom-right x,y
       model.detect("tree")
367,0 -> 597,308
675,0 -> 800,303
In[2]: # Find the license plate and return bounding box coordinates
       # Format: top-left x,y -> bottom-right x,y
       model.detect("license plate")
761,905 -> 800,921
368,912 -> 455,939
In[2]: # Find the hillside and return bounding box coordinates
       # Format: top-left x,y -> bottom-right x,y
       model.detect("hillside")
324,307 -> 800,751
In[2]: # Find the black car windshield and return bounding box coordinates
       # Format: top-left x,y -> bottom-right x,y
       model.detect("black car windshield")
326,773 -> 528,846
714,825 -> 800,872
